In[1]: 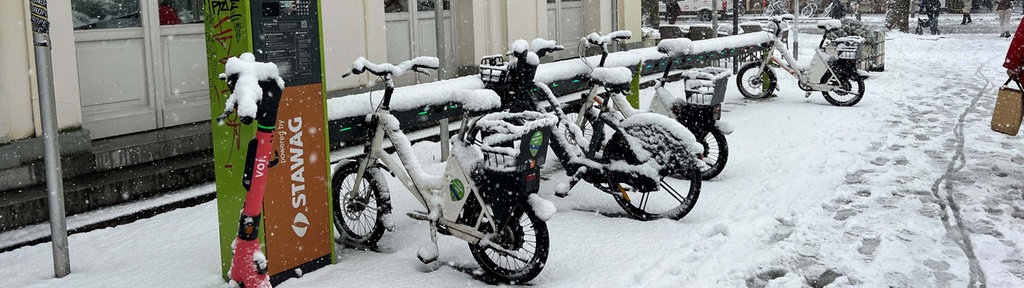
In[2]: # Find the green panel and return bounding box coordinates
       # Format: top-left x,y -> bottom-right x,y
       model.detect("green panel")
203,0 -> 255,280
315,0 -> 337,266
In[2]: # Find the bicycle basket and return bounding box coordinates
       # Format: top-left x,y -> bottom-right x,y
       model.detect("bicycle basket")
680,67 -> 731,106
834,36 -> 864,60
473,111 -> 557,172
479,55 -> 511,85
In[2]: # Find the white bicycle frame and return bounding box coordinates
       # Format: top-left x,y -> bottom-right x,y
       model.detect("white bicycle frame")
757,23 -> 845,93
348,101 -> 499,245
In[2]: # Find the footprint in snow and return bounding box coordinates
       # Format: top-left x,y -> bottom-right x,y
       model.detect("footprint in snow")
858,237 -> 881,257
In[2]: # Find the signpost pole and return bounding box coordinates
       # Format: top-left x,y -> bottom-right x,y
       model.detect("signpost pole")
435,0 -> 449,161
30,0 -> 71,278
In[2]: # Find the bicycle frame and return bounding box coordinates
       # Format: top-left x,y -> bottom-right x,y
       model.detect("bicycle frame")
347,76 -> 499,244
757,25 -> 844,92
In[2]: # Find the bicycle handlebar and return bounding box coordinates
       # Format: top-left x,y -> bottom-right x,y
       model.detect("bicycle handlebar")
342,56 -> 440,78
583,30 -> 632,48
530,38 -> 564,57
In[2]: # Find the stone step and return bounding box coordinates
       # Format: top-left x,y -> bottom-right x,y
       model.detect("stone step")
91,122 -> 212,171
0,151 -> 214,231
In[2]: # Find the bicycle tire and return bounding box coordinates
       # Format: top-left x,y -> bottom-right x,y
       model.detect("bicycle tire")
469,205 -> 549,283
820,71 -> 865,106
331,162 -> 390,249
736,62 -> 777,99
602,131 -> 702,221
696,129 -> 729,180
609,168 -> 702,221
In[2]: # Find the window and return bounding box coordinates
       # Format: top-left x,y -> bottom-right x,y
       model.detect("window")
72,0 -> 141,30
417,0 -> 451,11
386,0 -> 409,13
159,0 -> 205,25
72,0 -> 204,30
386,0 -> 450,13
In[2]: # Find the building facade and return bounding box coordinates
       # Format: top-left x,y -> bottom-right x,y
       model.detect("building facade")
0,0 -> 640,142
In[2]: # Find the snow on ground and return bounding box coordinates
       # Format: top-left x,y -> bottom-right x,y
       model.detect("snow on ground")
2,30 -> 1024,288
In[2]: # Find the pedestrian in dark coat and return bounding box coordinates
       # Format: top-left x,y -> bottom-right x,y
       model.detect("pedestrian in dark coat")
920,0 -> 942,35
962,0 -> 974,24
663,0 -> 682,24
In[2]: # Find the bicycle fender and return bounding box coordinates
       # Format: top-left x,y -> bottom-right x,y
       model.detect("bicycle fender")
331,158 -> 393,178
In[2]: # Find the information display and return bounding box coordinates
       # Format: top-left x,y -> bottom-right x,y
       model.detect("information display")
205,0 -> 333,285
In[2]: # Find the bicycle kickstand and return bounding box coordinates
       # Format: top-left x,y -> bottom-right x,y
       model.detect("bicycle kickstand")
416,204 -> 441,264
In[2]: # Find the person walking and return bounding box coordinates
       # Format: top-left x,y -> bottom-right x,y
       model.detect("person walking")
998,0 -> 1014,36
921,0 -> 943,34
962,0 -> 974,24
1004,17 -> 1024,79
663,0 -> 682,24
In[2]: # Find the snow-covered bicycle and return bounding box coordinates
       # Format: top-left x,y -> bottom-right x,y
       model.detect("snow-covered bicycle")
567,31 -> 731,181
735,17 -> 867,106
479,37 -> 705,221
333,56 -> 555,283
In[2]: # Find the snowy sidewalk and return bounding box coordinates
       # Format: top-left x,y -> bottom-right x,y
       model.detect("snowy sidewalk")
1,32 -> 1023,287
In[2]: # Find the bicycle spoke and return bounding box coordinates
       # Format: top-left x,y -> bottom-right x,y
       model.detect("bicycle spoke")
661,180 -> 688,205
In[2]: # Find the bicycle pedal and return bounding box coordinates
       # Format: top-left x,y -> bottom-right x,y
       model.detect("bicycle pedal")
417,242 -> 439,264
406,211 -> 430,221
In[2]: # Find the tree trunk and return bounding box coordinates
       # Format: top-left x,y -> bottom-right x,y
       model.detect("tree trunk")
643,0 -> 660,28
886,0 -> 910,32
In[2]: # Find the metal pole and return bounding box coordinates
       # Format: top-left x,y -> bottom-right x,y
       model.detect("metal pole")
712,0 -> 720,37
30,0 -> 70,278
733,0 -> 739,73
792,0 -> 799,60
434,0 -> 449,161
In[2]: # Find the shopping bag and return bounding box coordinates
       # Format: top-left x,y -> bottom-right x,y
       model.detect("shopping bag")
991,78 -> 1024,136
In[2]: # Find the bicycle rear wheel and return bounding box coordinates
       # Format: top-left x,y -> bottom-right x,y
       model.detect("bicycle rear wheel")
607,167 -> 701,221
820,71 -> 865,106
469,206 -> 549,284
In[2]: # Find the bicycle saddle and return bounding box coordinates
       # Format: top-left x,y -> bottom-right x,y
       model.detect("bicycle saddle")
816,19 -> 842,32
590,67 -> 633,93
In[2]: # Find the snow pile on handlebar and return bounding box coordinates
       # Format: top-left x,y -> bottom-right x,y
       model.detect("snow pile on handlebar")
351,56 -> 439,77
530,38 -> 562,54
218,52 -> 284,123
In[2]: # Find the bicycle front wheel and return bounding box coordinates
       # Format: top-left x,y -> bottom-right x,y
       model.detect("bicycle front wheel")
332,163 -> 390,248
696,129 -> 729,180
469,206 -> 549,284
736,62 -> 777,99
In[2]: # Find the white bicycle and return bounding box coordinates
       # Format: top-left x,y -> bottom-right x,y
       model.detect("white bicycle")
335,56 -> 557,283
735,17 -> 867,106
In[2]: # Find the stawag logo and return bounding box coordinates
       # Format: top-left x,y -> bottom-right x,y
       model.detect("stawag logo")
286,116 -> 310,238
292,213 -> 309,237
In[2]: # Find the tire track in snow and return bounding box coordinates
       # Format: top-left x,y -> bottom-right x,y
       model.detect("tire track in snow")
928,59 -> 992,288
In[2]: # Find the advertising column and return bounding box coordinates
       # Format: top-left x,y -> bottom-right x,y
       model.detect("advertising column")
204,0 -> 333,285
